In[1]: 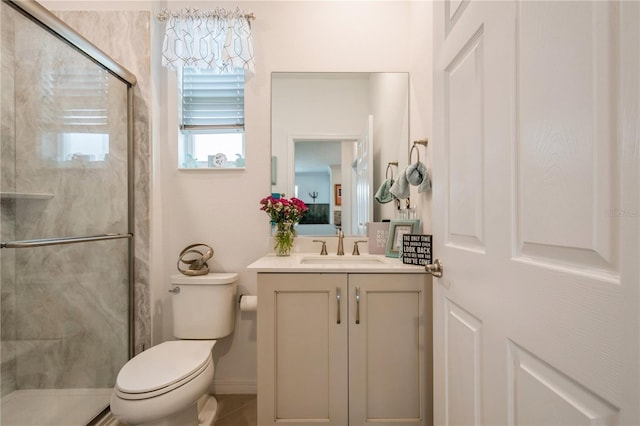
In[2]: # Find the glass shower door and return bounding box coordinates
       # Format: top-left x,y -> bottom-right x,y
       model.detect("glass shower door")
1,3 -> 132,425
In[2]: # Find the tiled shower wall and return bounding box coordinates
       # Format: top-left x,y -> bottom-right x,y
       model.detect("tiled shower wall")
0,5 -> 18,395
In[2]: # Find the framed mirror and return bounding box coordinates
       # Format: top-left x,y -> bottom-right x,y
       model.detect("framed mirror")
271,72 -> 409,236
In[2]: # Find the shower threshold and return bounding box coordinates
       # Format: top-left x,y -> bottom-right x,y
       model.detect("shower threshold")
1,388 -> 112,426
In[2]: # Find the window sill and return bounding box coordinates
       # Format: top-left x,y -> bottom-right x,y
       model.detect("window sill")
177,167 -> 246,171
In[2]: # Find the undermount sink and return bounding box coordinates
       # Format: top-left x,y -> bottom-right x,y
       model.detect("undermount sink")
299,255 -> 385,265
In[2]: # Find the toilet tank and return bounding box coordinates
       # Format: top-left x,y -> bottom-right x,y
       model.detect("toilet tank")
170,273 -> 238,339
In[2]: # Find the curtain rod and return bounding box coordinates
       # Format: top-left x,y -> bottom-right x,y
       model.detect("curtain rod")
156,8 -> 256,22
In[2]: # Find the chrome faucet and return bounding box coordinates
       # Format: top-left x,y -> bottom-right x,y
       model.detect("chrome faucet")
337,229 -> 344,255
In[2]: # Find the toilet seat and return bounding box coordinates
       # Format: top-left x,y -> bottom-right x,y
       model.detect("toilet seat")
115,340 -> 214,400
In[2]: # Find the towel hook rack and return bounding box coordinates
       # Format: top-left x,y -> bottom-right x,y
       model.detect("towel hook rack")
409,138 -> 429,164
386,161 -> 398,180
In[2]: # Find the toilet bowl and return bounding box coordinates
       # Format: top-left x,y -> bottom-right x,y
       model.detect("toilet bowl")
111,340 -> 216,425
110,273 -> 238,426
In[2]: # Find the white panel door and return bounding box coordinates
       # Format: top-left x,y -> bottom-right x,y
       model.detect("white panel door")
432,1 -> 639,425
353,115 -> 374,236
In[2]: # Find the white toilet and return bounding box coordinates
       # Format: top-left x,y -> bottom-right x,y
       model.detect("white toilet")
110,273 -> 238,426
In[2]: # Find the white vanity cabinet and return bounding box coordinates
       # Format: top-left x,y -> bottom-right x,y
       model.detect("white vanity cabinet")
257,273 -> 432,426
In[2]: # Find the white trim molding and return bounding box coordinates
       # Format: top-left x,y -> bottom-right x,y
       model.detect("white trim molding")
212,378 -> 257,395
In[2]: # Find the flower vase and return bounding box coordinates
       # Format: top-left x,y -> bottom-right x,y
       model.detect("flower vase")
274,221 -> 295,256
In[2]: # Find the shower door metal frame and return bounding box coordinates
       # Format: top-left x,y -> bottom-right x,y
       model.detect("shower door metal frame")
1,0 -> 137,359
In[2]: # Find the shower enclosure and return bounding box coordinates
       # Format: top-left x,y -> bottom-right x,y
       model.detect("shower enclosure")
0,1 -> 136,425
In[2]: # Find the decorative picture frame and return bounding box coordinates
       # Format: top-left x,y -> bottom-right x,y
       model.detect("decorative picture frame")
334,184 -> 342,206
368,221 -> 390,255
385,219 -> 421,257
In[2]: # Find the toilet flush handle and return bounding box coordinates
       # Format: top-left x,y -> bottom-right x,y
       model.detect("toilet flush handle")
168,287 -> 180,294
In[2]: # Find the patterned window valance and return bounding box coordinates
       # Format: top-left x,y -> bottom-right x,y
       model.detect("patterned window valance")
159,8 -> 255,74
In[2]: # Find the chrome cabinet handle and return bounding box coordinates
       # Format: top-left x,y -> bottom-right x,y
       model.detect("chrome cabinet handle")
336,287 -> 342,324
355,286 -> 361,325
168,287 -> 180,294
425,259 -> 443,278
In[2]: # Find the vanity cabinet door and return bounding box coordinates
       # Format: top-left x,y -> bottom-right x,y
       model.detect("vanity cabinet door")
257,273 -> 348,426
348,274 -> 431,426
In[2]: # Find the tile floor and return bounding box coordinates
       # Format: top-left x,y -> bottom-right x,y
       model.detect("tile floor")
214,394 -> 257,426
102,394 -> 256,426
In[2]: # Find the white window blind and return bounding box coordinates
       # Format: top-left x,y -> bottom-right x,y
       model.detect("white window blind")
42,68 -> 110,130
181,68 -> 245,131
40,68 -> 112,163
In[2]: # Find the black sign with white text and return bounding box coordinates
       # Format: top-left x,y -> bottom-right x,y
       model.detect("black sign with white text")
401,234 -> 432,266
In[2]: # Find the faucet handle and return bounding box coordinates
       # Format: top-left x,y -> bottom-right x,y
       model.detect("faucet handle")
352,240 -> 368,256
312,240 -> 328,255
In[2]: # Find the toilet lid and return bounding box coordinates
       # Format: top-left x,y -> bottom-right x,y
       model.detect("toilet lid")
116,340 -> 214,394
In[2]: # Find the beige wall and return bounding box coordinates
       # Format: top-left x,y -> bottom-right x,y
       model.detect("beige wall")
41,0 -> 433,394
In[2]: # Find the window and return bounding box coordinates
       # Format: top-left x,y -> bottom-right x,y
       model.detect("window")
41,68 -> 111,165
178,68 -> 246,168
59,132 -> 109,162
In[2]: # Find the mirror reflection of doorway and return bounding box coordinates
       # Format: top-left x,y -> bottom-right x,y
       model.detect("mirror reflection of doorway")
294,139 -> 347,235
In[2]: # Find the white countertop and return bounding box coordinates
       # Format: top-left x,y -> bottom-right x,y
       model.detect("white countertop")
246,253 -> 426,273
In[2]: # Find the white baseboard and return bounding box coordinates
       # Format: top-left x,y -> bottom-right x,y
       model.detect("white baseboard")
212,378 -> 257,395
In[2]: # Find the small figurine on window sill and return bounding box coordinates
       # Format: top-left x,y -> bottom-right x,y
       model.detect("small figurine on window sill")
183,154 -> 198,168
